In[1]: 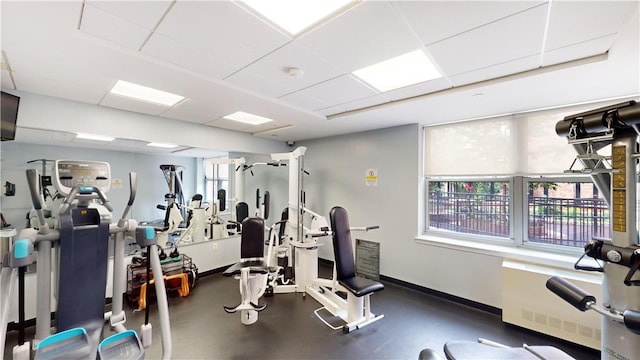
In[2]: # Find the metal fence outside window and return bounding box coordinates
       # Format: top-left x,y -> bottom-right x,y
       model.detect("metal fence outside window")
428,190 -> 610,248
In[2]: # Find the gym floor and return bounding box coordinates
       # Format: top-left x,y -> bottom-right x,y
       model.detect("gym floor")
4,264 -> 600,360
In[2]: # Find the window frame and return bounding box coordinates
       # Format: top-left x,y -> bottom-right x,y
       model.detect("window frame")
521,175 -> 608,254
425,174 -> 604,255
425,176 -> 515,246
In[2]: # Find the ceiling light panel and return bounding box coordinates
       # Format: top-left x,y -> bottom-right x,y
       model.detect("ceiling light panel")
241,0 -> 354,35
352,50 -> 442,92
223,111 -> 274,125
147,142 -> 179,148
110,80 -> 185,106
75,133 -> 115,142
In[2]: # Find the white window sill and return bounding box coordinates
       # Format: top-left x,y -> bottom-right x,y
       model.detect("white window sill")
415,233 -> 599,273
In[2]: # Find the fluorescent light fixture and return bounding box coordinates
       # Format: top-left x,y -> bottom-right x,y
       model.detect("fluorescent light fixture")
242,0 -> 354,35
352,50 -> 442,92
110,80 -> 184,106
147,142 -> 179,149
76,133 -> 115,142
223,111 -> 273,126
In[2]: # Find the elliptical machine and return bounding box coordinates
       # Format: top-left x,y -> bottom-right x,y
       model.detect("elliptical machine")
1,160 -> 173,360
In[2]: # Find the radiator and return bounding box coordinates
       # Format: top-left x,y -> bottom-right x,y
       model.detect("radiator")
501,260 -> 602,350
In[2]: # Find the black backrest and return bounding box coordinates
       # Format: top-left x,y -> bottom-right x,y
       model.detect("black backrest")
241,217 -> 265,259
330,206 -> 356,280
278,207 -> 288,239
236,202 -> 249,223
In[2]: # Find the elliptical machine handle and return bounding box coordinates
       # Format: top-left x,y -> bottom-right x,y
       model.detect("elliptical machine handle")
117,173 -> 137,227
127,172 -> 137,207
93,187 -> 114,212
26,169 -> 50,233
26,169 -> 43,210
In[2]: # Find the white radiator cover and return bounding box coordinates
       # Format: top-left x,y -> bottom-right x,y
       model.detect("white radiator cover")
502,260 -> 602,350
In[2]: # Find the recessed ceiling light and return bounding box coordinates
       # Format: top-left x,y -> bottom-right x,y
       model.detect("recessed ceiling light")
352,50 -> 442,92
223,111 -> 274,126
110,80 -> 184,106
147,142 -> 179,148
76,133 -> 115,142
241,0 -> 355,35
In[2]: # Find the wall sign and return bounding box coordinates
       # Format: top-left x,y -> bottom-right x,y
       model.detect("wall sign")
366,168 -> 378,186
356,238 -> 380,280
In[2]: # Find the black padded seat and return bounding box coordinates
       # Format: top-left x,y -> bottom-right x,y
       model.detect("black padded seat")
224,259 -> 269,276
339,277 -> 384,297
444,341 -> 575,360
330,206 -> 384,298
223,217 -> 268,277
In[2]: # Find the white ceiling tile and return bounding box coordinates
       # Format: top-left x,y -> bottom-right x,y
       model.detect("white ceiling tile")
224,69 -> 293,99
80,4 -> 151,51
296,1 -> 423,72
296,74 -> 377,106
85,0 -> 172,29
279,92 -> 330,112
394,1 -> 544,45
14,128 -> 74,144
109,138 -> 148,149
427,4 -> 548,76
448,55 -> 540,87
100,93 -> 170,116
154,1 -> 291,69
382,77 -> 453,102
162,99 -> 218,125
142,32 -> 237,80
226,42 -> 345,97
205,117 -> 257,133
13,73 -> 105,104
542,35 -> 616,67
318,77 -> 452,116
545,1 -> 638,51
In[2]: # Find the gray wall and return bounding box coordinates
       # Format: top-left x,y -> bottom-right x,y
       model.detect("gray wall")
0,142 -> 197,234
299,124 -> 422,275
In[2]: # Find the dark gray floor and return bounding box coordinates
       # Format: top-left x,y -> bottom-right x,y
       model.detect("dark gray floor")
5,267 -> 600,360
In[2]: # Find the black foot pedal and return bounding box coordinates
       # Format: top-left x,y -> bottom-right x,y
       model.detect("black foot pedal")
251,302 -> 267,312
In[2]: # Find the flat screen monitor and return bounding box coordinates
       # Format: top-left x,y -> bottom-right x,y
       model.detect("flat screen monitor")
1,91 -> 20,141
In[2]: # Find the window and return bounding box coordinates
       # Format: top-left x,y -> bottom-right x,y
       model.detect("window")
423,98 -> 633,251
526,179 -> 609,248
205,158 -> 230,209
428,180 -> 510,239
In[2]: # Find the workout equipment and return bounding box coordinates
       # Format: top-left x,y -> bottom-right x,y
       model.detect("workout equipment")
160,164 -> 186,220
248,147 -> 382,332
548,100 -> 640,360
326,206 -> 384,333
207,157 -> 247,236
1,160 -> 172,360
418,340 -> 574,360
222,217 -> 270,325
25,159 -> 63,229
419,101 -> 640,359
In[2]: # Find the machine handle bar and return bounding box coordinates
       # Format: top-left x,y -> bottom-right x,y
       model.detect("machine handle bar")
546,276 -> 595,312
623,310 -> 640,335
117,172 -> 137,227
59,186 -> 114,214
26,169 -> 43,210
546,276 -> 640,334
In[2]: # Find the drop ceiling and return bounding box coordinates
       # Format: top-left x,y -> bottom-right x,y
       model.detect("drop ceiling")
1,0 -> 639,151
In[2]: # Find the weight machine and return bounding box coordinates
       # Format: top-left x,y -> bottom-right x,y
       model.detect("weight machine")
547,100 -> 640,360
245,147 -> 383,332
419,101 -> 640,359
